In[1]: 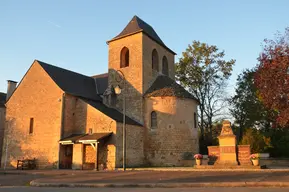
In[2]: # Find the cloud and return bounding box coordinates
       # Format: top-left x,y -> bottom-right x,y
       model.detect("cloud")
48,20 -> 61,28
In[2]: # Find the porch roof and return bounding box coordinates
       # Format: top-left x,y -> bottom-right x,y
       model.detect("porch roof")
59,132 -> 113,144
78,132 -> 112,143
59,134 -> 85,144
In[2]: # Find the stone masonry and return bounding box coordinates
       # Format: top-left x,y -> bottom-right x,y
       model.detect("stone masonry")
142,33 -> 175,91
144,97 -> 198,166
0,105 -> 5,166
207,121 -> 252,166
108,33 -> 144,124
2,61 -> 63,169
2,16 -> 199,169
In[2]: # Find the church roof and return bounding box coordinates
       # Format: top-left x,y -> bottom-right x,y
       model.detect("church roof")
81,98 -> 142,126
144,75 -> 199,102
91,73 -> 108,95
108,15 -> 176,55
37,60 -> 102,101
37,61 -> 140,126
0,92 -> 6,107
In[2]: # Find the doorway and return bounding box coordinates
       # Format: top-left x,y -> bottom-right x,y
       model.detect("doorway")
59,144 -> 73,169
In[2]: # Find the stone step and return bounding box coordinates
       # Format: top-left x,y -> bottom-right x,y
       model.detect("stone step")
194,165 -> 267,169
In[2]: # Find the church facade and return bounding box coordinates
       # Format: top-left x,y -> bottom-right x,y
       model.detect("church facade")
1,16 -> 199,169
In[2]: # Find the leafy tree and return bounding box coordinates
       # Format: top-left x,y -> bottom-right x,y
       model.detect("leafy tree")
240,127 -> 289,157
240,128 -> 267,154
230,69 -> 273,141
265,128 -> 289,157
255,27 -> 289,127
176,41 -> 235,152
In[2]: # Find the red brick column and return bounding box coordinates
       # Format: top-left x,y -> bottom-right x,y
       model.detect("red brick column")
237,145 -> 251,165
207,146 -> 220,165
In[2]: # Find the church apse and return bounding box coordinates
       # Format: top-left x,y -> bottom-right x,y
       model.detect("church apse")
144,96 -> 198,166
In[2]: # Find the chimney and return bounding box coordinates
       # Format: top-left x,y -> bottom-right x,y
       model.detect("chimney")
6,80 -> 17,101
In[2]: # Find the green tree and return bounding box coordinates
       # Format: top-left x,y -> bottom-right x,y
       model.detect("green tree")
240,128 -> 267,154
176,41 -> 235,152
230,69 -> 273,142
264,128 -> 289,157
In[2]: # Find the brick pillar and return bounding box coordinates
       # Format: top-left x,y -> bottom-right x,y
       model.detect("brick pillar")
237,145 -> 251,165
72,144 -> 83,169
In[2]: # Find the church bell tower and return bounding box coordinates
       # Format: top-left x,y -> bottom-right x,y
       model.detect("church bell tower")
106,15 -> 176,124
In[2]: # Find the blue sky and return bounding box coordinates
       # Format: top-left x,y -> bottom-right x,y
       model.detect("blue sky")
1,0 -> 289,94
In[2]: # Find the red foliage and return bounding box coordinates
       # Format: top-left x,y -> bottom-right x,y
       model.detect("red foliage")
255,28 -> 289,127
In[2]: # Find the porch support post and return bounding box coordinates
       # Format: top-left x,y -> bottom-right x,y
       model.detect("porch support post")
94,142 -> 98,171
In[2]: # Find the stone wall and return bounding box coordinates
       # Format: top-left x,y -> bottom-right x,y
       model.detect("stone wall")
74,99 -> 117,169
115,123 -> 144,168
75,99 -> 114,169
72,144 -> 82,169
1,61 -> 63,169
108,33 -> 144,124
60,97 -> 144,170
208,145 -> 252,165
142,34 -> 175,92
144,96 -> 198,166
107,32 -> 176,124
0,107 -> 5,166
62,94 -> 78,138
83,144 -> 95,169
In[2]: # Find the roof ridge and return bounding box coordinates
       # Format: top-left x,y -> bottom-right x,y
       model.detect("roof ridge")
107,16 -> 176,55
133,15 -> 142,29
91,73 -> 109,78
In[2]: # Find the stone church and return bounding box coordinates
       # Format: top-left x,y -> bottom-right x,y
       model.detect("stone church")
1,16 -> 199,170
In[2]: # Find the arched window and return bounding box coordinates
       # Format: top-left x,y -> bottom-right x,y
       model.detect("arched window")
152,49 -> 159,71
194,112 -> 197,128
151,111 -> 157,129
120,47 -> 129,68
162,56 -> 169,75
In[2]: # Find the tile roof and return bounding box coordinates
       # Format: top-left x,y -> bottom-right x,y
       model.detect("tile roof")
108,15 -> 175,55
59,133 -> 113,143
91,73 -> 108,95
81,98 -> 142,126
144,75 -> 199,101
78,132 -> 112,142
59,134 -> 85,142
37,60 -> 102,101
36,60 -> 140,126
0,92 -> 6,107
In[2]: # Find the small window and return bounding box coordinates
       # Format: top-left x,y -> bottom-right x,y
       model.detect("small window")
88,128 -> 93,135
152,49 -> 159,71
194,113 -> 197,128
120,47 -> 129,68
151,111 -> 157,129
29,118 -> 34,134
162,56 -> 169,75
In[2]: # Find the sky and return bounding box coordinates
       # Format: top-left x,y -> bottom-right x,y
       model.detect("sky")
0,0 -> 289,94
